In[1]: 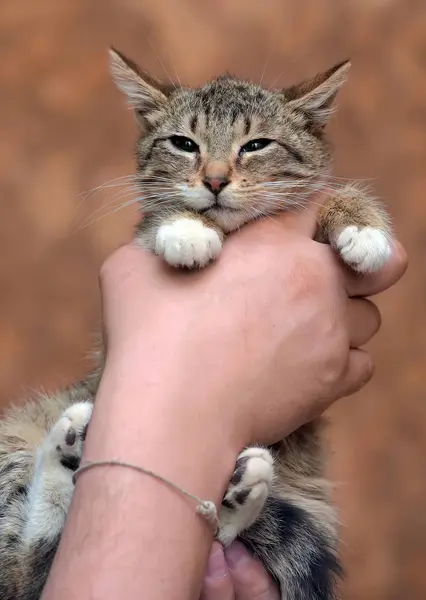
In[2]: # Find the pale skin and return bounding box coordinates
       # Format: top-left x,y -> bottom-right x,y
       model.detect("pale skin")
41,200 -> 407,600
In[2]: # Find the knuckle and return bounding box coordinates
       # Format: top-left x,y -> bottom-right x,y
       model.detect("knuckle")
316,318 -> 349,388
302,252 -> 331,286
319,348 -> 348,390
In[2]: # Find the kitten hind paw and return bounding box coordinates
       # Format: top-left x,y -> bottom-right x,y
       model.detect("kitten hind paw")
44,402 -> 93,471
218,447 -> 274,546
334,226 -> 392,273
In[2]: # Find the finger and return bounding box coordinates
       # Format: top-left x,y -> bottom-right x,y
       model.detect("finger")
345,240 -> 408,297
347,298 -> 381,348
225,542 -> 280,600
200,543 -> 234,600
337,348 -> 374,399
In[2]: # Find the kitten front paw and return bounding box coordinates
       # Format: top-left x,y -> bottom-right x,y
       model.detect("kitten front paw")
45,402 -> 93,471
218,447 -> 274,546
334,226 -> 392,273
155,218 -> 222,268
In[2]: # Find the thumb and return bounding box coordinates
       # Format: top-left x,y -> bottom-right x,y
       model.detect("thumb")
225,542 -> 280,599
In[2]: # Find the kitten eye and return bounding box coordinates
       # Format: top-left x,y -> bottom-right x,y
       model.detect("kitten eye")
239,138 -> 273,154
169,136 -> 199,153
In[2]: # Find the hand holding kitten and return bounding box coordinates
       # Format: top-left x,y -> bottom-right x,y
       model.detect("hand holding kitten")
100,197 -> 407,447
84,198 -> 406,600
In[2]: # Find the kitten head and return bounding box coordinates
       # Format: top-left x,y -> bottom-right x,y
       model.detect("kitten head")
110,48 -> 350,232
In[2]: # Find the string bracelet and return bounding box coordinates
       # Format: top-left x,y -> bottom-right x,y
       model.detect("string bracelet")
72,460 -> 220,534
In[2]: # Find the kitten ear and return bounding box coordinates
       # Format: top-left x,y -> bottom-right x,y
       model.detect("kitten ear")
109,47 -> 168,117
285,60 -> 351,127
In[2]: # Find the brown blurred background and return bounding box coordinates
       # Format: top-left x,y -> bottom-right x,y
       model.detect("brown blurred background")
0,0 -> 425,597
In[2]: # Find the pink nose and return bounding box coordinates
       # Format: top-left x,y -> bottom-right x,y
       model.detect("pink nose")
202,175 -> 230,194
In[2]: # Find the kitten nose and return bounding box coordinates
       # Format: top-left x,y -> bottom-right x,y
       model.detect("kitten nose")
203,175 -> 230,194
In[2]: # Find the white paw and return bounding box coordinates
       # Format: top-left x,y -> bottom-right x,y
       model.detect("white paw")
24,403 -> 93,544
335,226 -> 392,273
230,447 -> 274,488
155,218 -> 222,268
45,402 -> 93,468
218,447 -> 274,546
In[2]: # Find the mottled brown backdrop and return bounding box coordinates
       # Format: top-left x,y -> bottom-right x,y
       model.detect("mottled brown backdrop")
0,1 -> 425,598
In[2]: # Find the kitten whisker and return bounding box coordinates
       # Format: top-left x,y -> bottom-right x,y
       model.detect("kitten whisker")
269,69 -> 285,90
170,61 -> 182,88
259,59 -> 268,87
322,174 -> 377,183
79,173 -> 140,196
78,185 -> 171,222
147,37 -> 178,90
77,192 -> 184,232
77,175 -> 140,206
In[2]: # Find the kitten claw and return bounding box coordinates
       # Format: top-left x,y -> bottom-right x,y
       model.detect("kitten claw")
334,226 -> 392,273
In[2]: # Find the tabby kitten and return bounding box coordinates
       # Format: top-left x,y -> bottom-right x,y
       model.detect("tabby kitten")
0,49 -> 392,600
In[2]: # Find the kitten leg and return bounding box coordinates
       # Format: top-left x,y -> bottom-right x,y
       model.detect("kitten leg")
137,212 -> 225,268
218,447 -> 274,546
318,183 -> 392,273
23,401 -> 93,546
18,402 -> 93,600
15,402 -> 93,599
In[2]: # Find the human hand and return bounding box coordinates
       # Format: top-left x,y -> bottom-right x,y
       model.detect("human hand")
100,197 -> 407,448
201,542 -> 280,600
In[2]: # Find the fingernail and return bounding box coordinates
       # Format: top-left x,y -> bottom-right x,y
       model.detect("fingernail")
224,541 -> 251,570
206,544 -> 227,579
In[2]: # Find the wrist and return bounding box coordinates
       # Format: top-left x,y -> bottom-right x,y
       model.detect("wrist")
104,337 -> 246,431
85,350 -> 243,501
43,349 -> 243,600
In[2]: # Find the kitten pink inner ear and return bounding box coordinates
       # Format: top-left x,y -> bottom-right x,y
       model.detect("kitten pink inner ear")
108,47 -> 168,113
285,60 -> 351,124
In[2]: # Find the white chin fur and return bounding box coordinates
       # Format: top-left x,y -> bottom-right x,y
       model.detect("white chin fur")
205,208 -> 249,232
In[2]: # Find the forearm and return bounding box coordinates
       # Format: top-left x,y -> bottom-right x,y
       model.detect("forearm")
41,354 -> 240,600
